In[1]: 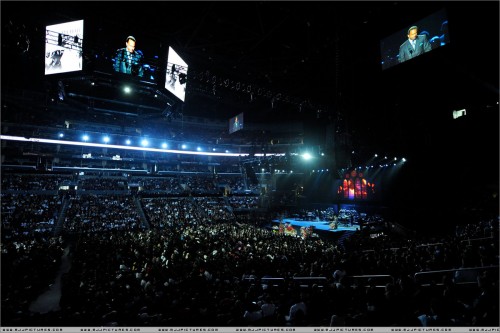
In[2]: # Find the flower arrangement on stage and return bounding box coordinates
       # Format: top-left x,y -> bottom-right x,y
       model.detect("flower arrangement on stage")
300,225 -> 314,238
284,223 -> 297,236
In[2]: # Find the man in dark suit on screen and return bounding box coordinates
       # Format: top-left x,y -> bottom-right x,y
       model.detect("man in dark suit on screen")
398,25 -> 432,63
113,35 -> 144,77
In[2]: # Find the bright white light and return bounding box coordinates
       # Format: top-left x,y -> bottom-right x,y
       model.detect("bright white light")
0,135 -> 249,157
181,144 -> 187,149
124,86 -> 132,93
452,109 -> 466,119
103,136 -> 110,143
141,139 -> 149,146
125,139 -> 131,145
196,147 -> 202,151
82,135 -> 89,141
302,152 -> 312,160
161,143 -> 168,149
58,133 -> 64,138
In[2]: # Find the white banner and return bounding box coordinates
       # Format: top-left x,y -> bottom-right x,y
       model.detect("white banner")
1,328 -> 499,333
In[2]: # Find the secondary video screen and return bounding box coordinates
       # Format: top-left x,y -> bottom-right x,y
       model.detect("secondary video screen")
380,8 -> 449,70
45,19 -> 84,75
164,46 -> 188,102
229,112 -> 244,134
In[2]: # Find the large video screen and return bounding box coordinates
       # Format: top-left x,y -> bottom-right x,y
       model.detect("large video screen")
229,112 -> 244,134
86,26 -> 160,84
110,35 -> 159,83
112,35 -> 148,79
165,46 -> 188,102
380,8 -> 449,70
45,20 -> 84,75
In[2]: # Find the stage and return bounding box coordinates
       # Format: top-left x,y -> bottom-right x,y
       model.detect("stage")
271,218 -> 358,234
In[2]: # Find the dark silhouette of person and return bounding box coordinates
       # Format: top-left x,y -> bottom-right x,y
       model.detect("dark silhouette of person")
167,64 -> 177,88
47,49 -> 64,69
430,20 -> 449,48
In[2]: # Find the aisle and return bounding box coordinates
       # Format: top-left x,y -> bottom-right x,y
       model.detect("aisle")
28,245 -> 72,314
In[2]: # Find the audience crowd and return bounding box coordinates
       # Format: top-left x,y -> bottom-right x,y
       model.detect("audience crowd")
1,172 -> 498,327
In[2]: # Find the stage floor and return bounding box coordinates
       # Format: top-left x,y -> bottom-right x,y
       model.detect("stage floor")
272,218 -> 358,233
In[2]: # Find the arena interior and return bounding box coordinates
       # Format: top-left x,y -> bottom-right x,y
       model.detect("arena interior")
1,1 -> 499,328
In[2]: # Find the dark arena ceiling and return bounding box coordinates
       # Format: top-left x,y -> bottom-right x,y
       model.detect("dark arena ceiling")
2,1 -> 499,158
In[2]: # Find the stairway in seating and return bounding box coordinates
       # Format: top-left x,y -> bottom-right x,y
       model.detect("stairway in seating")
244,164 -> 259,185
223,196 -> 235,215
337,230 -> 356,249
54,196 -> 70,236
133,196 -> 150,229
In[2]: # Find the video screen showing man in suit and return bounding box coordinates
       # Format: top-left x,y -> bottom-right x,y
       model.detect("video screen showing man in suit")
229,113 -> 244,134
113,35 -> 144,77
398,25 -> 432,64
380,8 -> 449,70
